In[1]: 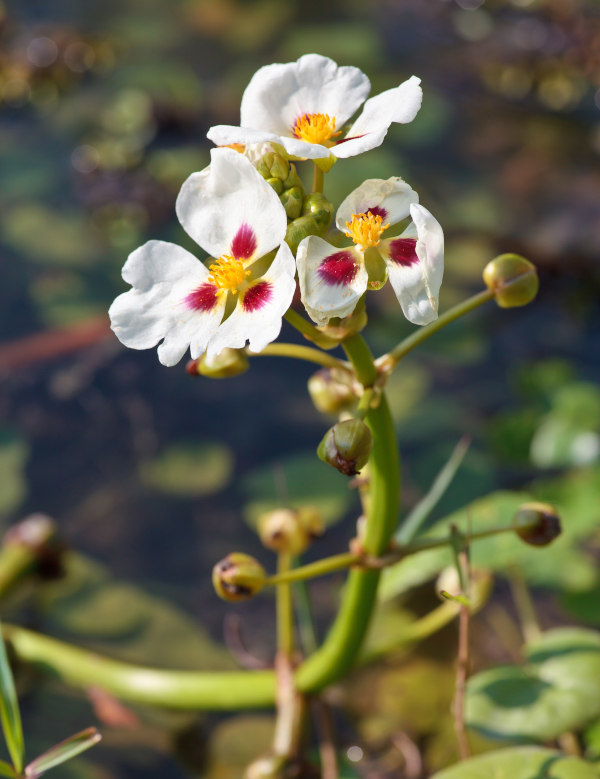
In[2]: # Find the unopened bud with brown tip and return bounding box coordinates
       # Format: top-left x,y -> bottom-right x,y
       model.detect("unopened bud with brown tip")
212,553 -> 266,602
513,501 -> 561,546
308,367 -> 356,415
483,254 -> 539,308
258,508 -> 309,556
187,348 -> 249,379
317,419 -> 373,476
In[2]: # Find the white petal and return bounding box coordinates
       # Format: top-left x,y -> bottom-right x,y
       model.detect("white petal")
332,76 -> 422,159
380,203 -> 444,326
176,147 -> 287,260
240,54 -> 371,136
336,177 -> 419,232
206,125 -> 282,148
297,236 -> 367,326
109,241 -> 226,366
206,242 -> 296,357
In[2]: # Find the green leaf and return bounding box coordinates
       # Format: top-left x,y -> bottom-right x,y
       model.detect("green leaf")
466,628 -> 600,742
25,728 -> 101,778
0,623 -> 24,774
0,760 -> 16,778
396,436 -> 470,545
431,746 -> 600,778
139,441 -> 234,497
242,451 -> 354,529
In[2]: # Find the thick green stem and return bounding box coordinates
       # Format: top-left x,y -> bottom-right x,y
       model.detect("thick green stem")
251,342 -> 346,369
295,334 -> 400,692
379,289 -> 494,373
4,624 -> 275,710
312,164 -> 324,194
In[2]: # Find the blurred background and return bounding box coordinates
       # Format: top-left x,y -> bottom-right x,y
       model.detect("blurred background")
0,0 -> 599,776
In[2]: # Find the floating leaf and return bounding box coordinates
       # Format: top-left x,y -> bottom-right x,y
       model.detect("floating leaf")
466,628 -> 600,742
140,441 -> 233,497
431,746 -> 600,779
242,451 -> 354,529
0,624 -> 24,774
26,728 -> 101,778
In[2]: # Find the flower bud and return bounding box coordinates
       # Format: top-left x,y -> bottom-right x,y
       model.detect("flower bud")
256,152 -> 289,182
302,193 -> 334,232
280,186 -> 303,220
512,501 -> 561,546
317,419 -> 373,476
285,214 -> 322,254
258,509 -> 309,555
186,348 -> 249,379
282,163 -> 303,191
212,553 -> 266,601
266,177 -> 284,195
483,254 -> 539,308
308,367 -> 356,415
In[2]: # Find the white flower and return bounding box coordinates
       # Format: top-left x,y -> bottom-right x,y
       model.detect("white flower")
207,54 -> 422,162
109,148 -> 296,366
297,177 -> 444,326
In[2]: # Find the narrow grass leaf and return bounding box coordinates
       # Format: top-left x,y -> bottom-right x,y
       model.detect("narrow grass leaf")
0,623 -> 24,774
396,436 -> 470,545
25,728 -> 101,778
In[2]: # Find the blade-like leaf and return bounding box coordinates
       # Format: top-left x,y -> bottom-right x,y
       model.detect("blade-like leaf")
25,728 -> 101,778
0,623 -> 24,774
396,436 -> 470,545
0,760 -> 16,778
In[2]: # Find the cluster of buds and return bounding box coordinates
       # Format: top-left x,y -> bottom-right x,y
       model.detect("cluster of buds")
258,507 -> 324,556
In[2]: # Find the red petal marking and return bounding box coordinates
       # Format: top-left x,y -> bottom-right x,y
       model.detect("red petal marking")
242,281 -> 272,312
366,206 -> 387,220
334,133 -> 366,145
231,223 -> 257,260
317,251 -> 358,287
186,283 -> 219,312
389,238 -> 419,267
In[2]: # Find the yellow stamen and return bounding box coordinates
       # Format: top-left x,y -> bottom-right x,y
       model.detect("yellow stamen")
220,143 -> 245,154
345,211 -> 390,250
208,255 -> 250,295
293,113 -> 338,145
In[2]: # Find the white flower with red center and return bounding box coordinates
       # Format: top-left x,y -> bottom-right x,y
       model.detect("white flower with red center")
207,54 -> 422,162
296,177 -> 444,326
109,148 -> 296,366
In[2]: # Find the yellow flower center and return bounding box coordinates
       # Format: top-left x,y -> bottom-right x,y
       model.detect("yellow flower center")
293,113 -> 338,145
345,212 -> 390,250
208,255 -> 250,294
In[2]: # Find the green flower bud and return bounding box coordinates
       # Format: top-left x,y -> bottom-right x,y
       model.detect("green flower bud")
307,367 -> 356,415
296,507 -> 325,542
280,186 -> 303,220
302,193 -> 334,231
186,348 -> 249,379
258,508 -> 309,555
266,177 -> 284,195
513,501 -> 561,546
256,152 -> 289,182
317,419 -> 373,476
483,254 -> 539,308
282,163 -> 303,191
212,553 -> 266,601
317,297 -> 368,342
285,214 -> 321,254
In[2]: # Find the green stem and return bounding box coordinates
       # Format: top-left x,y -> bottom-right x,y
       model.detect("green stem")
313,164 -> 324,194
267,553 -> 359,586
295,334 -> 400,693
251,342 -> 346,369
277,552 -> 294,657
284,310 -> 340,350
355,387 -> 375,420
379,289 -> 494,373
4,624 -> 276,710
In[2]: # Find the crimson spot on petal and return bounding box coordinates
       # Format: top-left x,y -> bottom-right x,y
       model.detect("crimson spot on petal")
242,281 -> 272,312
317,251 -> 358,286
231,223 -> 257,260
389,238 -> 419,267
186,283 -> 219,312
367,206 -> 387,220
